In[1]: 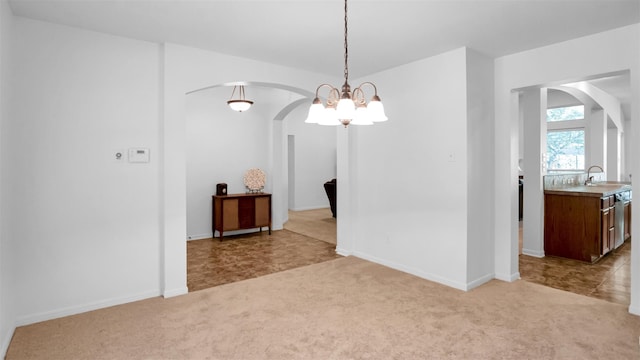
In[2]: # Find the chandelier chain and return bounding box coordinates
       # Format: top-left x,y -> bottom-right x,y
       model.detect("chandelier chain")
305,0 -> 387,126
343,0 -> 349,84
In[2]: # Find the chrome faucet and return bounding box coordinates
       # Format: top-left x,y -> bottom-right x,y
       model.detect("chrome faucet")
584,165 -> 604,185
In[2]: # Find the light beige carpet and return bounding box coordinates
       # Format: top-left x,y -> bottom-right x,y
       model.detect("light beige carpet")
7,256 -> 640,359
284,208 -> 336,245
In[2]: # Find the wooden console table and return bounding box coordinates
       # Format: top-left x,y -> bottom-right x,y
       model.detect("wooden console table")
212,193 -> 272,240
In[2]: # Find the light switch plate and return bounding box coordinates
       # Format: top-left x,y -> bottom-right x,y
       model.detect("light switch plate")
129,148 -> 150,163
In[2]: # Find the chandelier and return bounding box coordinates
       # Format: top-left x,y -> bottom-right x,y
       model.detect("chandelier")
227,85 -> 253,112
305,0 -> 387,127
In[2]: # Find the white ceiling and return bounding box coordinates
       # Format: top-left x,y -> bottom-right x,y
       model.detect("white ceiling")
7,0 -> 638,117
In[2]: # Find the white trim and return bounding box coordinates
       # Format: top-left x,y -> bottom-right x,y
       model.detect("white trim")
628,305 -> 640,316
335,247 -> 352,257
15,290 -> 161,327
289,206 -> 330,212
522,249 -> 545,258
1,325 -> 16,359
353,251 -> 469,291
495,271 -> 521,282
187,233 -> 212,241
163,286 -> 189,298
466,273 -> 495,291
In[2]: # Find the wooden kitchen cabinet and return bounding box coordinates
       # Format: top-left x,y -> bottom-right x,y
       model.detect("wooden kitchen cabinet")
212,193 -> 271,241
600,196 -> 615,256
544,193 -> 603,263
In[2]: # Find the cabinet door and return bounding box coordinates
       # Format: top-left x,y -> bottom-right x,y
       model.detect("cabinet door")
222,199 -> 239,230
255,196 -> 270,226
238,197 -> 256,229
601,208 -> 611,255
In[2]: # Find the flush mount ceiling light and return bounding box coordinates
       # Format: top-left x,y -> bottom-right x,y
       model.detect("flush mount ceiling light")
227,85 -> 253,112
305,0 -> 387,127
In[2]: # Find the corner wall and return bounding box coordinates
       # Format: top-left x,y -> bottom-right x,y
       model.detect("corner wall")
0,0 -> 15,355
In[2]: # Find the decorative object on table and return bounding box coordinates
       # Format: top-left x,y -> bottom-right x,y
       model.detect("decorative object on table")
216,183 -> 228,196
244,168 -> 266,193
305,0 -> 387,127
227,85 -> 253,112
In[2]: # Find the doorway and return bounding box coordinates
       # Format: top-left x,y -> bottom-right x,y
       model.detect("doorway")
184,82 -> 338,292
516,72 -> 633,306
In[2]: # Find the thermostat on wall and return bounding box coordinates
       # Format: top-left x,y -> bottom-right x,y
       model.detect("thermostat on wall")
128,148 -> 150,163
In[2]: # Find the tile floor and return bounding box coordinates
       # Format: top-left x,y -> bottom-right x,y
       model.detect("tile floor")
518,220 -> 631,306
187,228 -> 340,292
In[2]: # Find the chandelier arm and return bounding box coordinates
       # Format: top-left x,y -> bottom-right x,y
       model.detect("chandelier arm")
356,81 -> 379,96
314,83 -> 338,97
352,87 -> 366,106
327,87 -> 341,107
229,85 -> 237,100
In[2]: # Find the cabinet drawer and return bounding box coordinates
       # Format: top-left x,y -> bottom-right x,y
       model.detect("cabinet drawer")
601,196 -> 614,209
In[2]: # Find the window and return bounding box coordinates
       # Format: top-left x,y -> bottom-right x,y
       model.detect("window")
546,129 -> 585,171
546,105 -> 584,122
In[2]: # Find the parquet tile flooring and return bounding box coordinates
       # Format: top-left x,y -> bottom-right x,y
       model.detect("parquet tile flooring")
187,229 -> 340,292
519,230 -> 631,306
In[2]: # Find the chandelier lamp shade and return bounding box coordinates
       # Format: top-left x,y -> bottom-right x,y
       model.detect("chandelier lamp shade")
305,0 -> 387,127
227,85 -> 253,112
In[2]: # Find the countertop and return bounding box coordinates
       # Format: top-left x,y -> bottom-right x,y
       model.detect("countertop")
544,182 -> 632,197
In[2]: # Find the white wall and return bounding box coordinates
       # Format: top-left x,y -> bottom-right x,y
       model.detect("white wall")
285,104 -> 336,211
465,49 -> 495,286
494,24 -> 640,313
349,48 -> 471,289
0,0 -> 15,354
8,18 -> 162,324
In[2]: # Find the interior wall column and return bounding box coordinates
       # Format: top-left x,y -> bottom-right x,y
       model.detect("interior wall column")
335,126 -> 353,256
606,126 -> 620,181
521,88 -> 547,258
587,108 -> 606,170
271,119 -> 286,230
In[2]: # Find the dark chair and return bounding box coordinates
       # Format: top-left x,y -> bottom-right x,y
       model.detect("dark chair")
324,179 -> 336,218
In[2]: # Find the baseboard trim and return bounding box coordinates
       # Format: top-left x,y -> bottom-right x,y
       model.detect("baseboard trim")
495,271 -> 521,282
466,272 -> 495,291
290,206 -> 330,212
352,251 -> 469,291
187,233 -> 212,241
629,304 -> 640,316
163,286 -> 188,298
335,247 -> 352,256
1,324 -> 16,359
522,249 -> 545,258
15,290 -> 161,327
